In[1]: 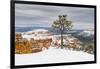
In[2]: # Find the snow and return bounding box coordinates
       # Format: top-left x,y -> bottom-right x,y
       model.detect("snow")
84,30 -> 94,35
22,34 -> 52,40
27,29 -> 48,34
78,30 -> 94,37
22,34 -> 34,40
15,29 -> 94,65
22,29 -> 52,40
15,47 -> 94,65
33,29 -> 48,32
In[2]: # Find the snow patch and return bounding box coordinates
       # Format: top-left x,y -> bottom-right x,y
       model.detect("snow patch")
78,30 -> 94,37
15,47 -> 94,65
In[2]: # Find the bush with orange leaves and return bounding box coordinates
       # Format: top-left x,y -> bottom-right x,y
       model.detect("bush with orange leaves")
15,33 -> 52,54
15,38 -> 32,54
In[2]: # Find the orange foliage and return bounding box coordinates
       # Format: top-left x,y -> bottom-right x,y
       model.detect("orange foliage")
15,33 -> 52,54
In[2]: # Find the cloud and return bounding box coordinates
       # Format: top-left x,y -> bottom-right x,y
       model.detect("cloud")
15,3 -> 94,29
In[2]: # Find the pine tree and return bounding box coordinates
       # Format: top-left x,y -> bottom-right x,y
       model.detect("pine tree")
52,15 -> 73,49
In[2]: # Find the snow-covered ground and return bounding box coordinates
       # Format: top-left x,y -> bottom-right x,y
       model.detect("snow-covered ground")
15,29 -> 94,65
15,47 -> 94,65
78,30 -> 94,37
22,29 -> 52,40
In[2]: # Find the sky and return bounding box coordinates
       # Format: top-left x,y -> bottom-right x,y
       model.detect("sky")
15,3 -> 94,30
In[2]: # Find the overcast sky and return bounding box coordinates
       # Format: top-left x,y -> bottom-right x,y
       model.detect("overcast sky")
15,4 -> 94,30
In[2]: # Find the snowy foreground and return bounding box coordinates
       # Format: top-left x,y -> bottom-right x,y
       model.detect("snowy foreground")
15,47 -> 94,65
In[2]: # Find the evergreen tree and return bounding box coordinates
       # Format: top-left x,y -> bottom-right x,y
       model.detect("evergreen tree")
52,15 -> 73,49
